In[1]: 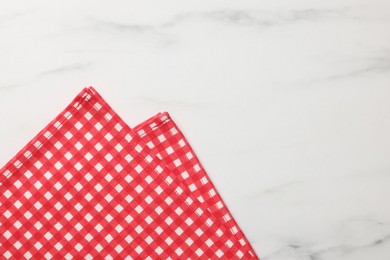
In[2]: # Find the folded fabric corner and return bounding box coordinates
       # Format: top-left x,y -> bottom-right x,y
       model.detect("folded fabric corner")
0,87 -> 259,259
134,112 -> 258,259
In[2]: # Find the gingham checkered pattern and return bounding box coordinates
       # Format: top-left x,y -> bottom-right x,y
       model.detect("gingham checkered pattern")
0,87 -> 250,259
134,113 -> 258,259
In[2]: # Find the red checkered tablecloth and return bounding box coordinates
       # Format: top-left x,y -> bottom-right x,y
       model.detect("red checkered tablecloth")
0,87 -> 259,259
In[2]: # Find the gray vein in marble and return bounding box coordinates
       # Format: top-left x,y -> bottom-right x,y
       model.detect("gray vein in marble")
317,61 -> 390,82
0,62 -> 89,93
309,233 -> 390,259
194,8 -> 345,28
38,62 -> 91,76
92,19 -> 156,33
294,54 -> 390,87
79,17 -> 175,47
254,181 -> 301,198
126,97 -> 206,108
0,84 -> 22,92
0,12 -> 26,25
85,8 -> 345,35
264,231 -> 390,260
343,216 -> 389,227
85,16 -> 167,38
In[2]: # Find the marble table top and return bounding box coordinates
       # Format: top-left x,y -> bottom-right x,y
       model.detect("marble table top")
1,1 -> 389,259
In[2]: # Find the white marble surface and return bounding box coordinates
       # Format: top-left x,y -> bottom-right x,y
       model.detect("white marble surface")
1,0 -> 390,259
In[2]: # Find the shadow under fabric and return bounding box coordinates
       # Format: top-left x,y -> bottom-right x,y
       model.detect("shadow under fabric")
0,87 -> 259,259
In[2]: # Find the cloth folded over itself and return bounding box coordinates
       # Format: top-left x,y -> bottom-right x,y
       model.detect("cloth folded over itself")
134,112 -> 258,259
0,87 -> 259,259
